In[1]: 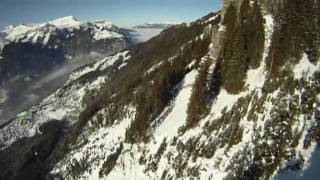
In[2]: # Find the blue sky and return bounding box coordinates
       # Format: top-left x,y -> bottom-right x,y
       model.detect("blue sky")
0,0 -> 221,28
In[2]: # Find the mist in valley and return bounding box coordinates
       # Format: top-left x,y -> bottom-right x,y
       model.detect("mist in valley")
0,53 -> 105,125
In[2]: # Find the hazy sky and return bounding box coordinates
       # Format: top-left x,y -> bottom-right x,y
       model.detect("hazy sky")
0,0 -> 221,28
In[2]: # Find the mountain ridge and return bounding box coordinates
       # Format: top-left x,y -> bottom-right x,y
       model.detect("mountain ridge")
0,16 -> 124,49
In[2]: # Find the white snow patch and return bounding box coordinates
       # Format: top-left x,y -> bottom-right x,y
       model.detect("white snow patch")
46,109 -> 67,120
205,14 -> 220,23
118,62 -> 127,69
99,51 -> 130,70
153,70 -> 198,144
31,31 -> 41,43
245,14 -> 274,91
90,76 -> 106,87
49,16 -> 81,29
107,144 -> 149,179
42,33 -> 51,45
218,24 -> 226,32
293,53 -> 319,80
210,89 -> 247,118
146,61 -> 164,75
93,29 -> 123,40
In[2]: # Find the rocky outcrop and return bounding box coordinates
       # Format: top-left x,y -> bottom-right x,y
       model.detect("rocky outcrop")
260,0 -> 287,13
221,0 -> 287,21
221,0 -> 243,21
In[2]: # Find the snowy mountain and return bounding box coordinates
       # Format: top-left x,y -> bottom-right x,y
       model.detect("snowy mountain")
1,16 -> 124,47
0,0 -> 320,179
0,16 -> 128,88
0,16 -> 130,123
0,16 -> 129,83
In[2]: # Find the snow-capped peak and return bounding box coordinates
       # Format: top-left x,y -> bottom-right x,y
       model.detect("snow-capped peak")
48,16 -> 81,29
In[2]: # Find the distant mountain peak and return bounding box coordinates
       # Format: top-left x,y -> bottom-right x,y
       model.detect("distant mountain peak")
0,16 -> 123,46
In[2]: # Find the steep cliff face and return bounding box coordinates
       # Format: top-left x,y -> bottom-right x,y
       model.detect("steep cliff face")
0,0 -> 319,179
221,0 -> 243,21
221,0 -> 288,21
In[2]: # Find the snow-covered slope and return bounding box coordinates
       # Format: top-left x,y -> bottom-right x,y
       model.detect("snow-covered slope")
0,50 -> 130,147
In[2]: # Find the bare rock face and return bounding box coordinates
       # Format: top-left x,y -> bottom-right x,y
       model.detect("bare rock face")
260,0 -> 287,13
221,0 -> 287,21
221,0 -> 243,21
